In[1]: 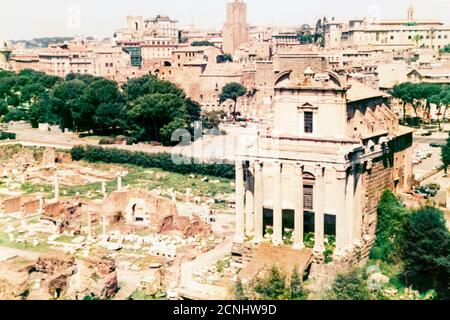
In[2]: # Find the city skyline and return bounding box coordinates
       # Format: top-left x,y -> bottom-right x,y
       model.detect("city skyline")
1,0 -> 450,40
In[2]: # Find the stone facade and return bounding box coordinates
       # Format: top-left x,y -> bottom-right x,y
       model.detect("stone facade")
232,63 -> 414,280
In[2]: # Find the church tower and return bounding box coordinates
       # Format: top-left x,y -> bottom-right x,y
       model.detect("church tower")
407,4 -> 415,21
223,0 -> 249,55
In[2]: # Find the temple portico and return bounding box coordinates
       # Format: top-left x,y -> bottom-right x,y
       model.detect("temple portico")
234,158 -> 361,257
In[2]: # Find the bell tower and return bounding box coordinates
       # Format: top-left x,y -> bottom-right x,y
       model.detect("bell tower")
407,4 -> 415,21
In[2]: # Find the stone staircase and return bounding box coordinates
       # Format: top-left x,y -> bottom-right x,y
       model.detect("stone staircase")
237,243 -> 313,283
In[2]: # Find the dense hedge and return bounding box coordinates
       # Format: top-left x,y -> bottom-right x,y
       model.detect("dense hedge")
0,131 -> 16,140
70,145 -> 235,179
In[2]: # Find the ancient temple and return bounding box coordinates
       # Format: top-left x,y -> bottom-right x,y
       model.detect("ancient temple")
232,61 -> 414,280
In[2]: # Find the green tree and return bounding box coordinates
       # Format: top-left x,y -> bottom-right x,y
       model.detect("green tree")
127,93 -> 187,142
216,54 -> 233,63
81,78 -> 124,132
93,102 -> 127,133
440,44 -> 450,54
219,82 -> 247,119
412,34 -> 421,48
28,92 -> 59,127
201,110 -> 225,129
253,266 -> 288,300
51,80 -> 87,131
0,100 -> 7,117
160,117 -> 188,146
123,75 -> 184,101
326,269 -> 372,300
400,207 -> 450,299
370,189 -> 410,262
429,85 -> 450,131
441,132 -> 450,172
297,24 -> 313,44
184,98 -> 201,125
234,280 -> 248,300
289,268 -> 308,300
390,83 -> 412,124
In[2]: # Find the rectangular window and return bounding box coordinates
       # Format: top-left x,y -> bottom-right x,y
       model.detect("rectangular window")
304,185 -> 314,210
304,112 -> 313,133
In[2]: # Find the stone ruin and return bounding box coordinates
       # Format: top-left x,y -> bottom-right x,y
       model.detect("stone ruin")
0,194 -> 43,216
41,200 -> 84,235
101,189 -> 212,239
0,146 -> 118,188
0,251 -> 118,300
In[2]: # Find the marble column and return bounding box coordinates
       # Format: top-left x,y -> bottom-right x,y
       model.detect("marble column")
293,164 -> 305,249
335,170 -> 347,254
101,182 -> 107,198
234,161 -> 245,243
353,165 -> 362,243
54,174 -> 60,201
38,197 -> 45,214
253,161 -> 264,243
272,162 -> 283,246
117,173 -> 122,192
245,163 -> 254,236
313,165 -> 325,253
345,166 -> 355,249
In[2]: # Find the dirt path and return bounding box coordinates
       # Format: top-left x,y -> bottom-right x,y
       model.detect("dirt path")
0,246 -> 41,261
176,229 -> 234,300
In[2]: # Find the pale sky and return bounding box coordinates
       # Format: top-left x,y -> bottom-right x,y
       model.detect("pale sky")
1,0 -> 450,40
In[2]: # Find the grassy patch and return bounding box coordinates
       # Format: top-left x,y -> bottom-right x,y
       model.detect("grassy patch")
0,232 -> 52,253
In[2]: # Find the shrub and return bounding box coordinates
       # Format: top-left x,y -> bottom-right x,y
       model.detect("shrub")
70,145 -> 235,179
243,266 -> 308,300
70,146 -> 85,161
234,280 -> 248,300
289,268 -> 308,300
253,266 -> 288,300
427,183 -> 441,191
325,269 -> 373,300
0,131 -> 16,140
99,137 -> 116,145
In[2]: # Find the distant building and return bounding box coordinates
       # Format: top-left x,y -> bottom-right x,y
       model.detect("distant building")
407,65 -> 450,84
10,41 -> 140,84
223,0 -> 249,55
114,15 -> 182,72
325,6 -> 450,51
0,38 -> 12,70
117,15 -> 179,44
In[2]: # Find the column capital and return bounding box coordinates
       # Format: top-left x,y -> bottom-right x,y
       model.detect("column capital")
254,160 -> 263,173
273,161 -> 283,171
314,164 -> 324,178
294,163 -> 304,176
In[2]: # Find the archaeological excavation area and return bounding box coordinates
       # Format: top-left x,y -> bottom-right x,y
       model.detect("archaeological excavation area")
0,145 -> 237,300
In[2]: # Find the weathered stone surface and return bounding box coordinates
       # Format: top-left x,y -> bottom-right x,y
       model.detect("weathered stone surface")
35,253 -> 75,274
